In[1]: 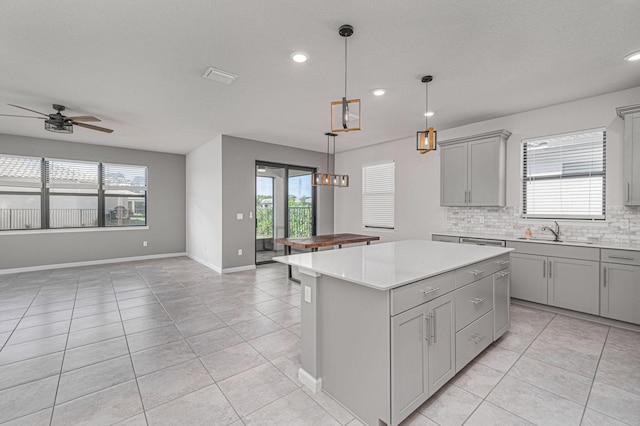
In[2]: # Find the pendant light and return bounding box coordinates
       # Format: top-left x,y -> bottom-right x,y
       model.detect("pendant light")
331,25 -> 361,133
417,75 -> 437,153
312,133 -> 349,187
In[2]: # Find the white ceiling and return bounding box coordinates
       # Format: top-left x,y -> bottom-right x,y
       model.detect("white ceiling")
1,1 -> 639,155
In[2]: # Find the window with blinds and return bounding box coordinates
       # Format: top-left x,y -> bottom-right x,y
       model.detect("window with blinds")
362,162 -> 395,229
0,155 -> 42,230
46,159 -> 99,192
522,129 -> 606,220
103,163 -> 148,227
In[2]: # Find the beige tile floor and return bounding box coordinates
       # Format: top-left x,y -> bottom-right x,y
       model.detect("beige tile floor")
0,257 -> 638,425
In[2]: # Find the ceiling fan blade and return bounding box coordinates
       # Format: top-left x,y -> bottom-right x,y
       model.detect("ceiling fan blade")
68,116 -> 101,122
7,104 -> 49,117
73,122 -> 114,134
0,114 -> 46,119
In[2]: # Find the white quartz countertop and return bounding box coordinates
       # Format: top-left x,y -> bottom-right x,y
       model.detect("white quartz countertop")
433,232 -> 640,252
273,240 -> 513,291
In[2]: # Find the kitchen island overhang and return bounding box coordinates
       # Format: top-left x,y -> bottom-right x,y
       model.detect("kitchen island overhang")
274,240 -> 513,426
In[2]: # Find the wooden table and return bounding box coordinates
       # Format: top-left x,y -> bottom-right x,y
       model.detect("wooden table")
275,233 -> 380,281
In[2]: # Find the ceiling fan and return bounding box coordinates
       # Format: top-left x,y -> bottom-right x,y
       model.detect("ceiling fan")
0,103 -> 114,134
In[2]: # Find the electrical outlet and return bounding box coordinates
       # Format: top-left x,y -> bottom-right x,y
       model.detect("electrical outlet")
238,249 -> 243,256
249,211 -> 253,219
304,286 -> 312,303
479,216 -> 485,224
143,241 -> 147,247
236,213 -> 243,220
621,218 -> 629,229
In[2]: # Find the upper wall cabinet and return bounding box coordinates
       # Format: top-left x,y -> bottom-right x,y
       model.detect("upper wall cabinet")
617,105 -> 640,206
440,130 -> 511,207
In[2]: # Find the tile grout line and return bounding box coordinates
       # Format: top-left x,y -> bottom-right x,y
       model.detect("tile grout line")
48,275 -> 81,426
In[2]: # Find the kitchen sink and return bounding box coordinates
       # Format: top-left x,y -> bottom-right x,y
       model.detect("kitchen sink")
516,237 -> 593,245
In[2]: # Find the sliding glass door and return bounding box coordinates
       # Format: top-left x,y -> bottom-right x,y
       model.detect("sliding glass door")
255,162 -> 316,264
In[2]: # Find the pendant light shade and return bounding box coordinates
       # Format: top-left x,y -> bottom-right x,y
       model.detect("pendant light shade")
417,75 -> 437,153
331,25 -> 361,133
312,133 -> 349,187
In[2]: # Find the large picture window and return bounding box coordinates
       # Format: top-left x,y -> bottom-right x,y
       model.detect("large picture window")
362,161 -> 395,229
522,129 -> 606,220
0,154 -> 147,231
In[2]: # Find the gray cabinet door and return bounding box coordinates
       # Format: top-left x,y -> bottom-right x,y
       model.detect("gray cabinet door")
548,257 -> 599,315
601,263 -> 640,325
440,143 -> 468,206
468,138 -> 505,206
510,253 -> 547,304
493,270 -> 510,339
426,293 -> 455,396
623,112 -> 640,205
391,304 -> 429,424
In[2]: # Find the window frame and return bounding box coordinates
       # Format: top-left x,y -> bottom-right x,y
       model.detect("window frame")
362,161 -> 396,230
0,154 -> 148,231
521,128 -> 606,221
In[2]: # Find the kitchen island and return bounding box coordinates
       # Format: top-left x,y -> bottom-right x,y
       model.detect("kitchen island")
274,240 -> 513,426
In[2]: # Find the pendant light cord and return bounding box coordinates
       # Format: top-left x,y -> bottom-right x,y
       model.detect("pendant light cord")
344,37 -> 348,99
332,135 -> 336,174
425,81 -> 429,130
326,134 -> 330,173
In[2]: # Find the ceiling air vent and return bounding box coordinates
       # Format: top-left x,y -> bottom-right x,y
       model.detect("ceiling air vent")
202,67 -> 238,85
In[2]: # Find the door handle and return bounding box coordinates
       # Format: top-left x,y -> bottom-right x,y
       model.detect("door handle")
423,313 -> 431,341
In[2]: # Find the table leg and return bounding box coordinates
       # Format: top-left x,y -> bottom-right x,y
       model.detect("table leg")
366,241 -> 371,245
338,244 -> 342,249
286,245 -> 293,280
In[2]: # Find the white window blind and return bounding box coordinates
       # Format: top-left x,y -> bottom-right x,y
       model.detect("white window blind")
0,155 -> 42,188
522,129 -> 606,220
103,163 -> 148,194
45,159 -> 99,190
362,162 -> 395,229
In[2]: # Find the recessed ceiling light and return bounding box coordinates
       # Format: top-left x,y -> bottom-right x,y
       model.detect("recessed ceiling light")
371,88 -> 386,96
424,111 -> 435,117
257,167 -> 266,172
624,50 -> 640,62
291,52 -> 309,63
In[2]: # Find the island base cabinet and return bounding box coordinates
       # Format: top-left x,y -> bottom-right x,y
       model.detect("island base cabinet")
510,253 -> 547,304
601,263 -> 640,325
493,270 -> 510,339
548,258 -> 599,315
391,293 -> 455,425
456,310 -> 493,372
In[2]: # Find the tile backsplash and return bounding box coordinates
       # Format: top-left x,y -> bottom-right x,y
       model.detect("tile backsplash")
446,205 -> 640,244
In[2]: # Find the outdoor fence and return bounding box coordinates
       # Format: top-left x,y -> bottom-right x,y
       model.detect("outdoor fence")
256,205 -> 312,239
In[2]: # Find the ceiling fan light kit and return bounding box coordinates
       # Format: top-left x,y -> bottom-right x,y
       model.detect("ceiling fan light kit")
331,24 -> 361,133
416,75 -> 437,154
0,103 -> 113,134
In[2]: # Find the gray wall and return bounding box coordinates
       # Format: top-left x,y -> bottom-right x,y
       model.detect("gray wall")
221,135 -> 334,269
0,134 -> 186,270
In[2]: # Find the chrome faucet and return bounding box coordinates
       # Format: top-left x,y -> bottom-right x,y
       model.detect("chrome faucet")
542,221 -> 561,242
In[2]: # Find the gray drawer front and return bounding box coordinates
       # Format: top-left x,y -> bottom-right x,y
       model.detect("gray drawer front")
390,271 -> 455,316
455,254 -> 510,288
455,275 -> 494,331
431,234 -> 460,243
601,249 -> 640,266
456,310 -> 494,372
506,241 -> 599,261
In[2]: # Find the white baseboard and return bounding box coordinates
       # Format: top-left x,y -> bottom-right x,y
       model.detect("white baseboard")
298,368 -> 322,393
0,252 -> 188,275
222,264 -> 256,273
187,254 -> 222,274
187,254 -> 256,274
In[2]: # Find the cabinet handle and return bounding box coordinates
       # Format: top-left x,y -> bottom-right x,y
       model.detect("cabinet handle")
470,297 -> 485,305
469,269 -> 485,276
627,182 -> 631,203
423,313 -> 431,341
603,267 -> 607,287
469,334 -> 486,344
608,256 -> 634,261
495,260 -> 510,265
498,271 -> 510,278
468,191 -> 471,203
549,260 -> 552,279
431,311 -> 437,342
464,190 -> 468,204
542,261 -> 546,278
420,287 -> 440,296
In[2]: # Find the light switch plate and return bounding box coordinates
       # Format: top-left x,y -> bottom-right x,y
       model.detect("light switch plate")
304,286 -> 312,303
236,213 -> 243,220
621,218 -> 629,229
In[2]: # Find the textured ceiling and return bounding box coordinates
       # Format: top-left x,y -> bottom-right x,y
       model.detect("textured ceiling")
0,0 -> 639,154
